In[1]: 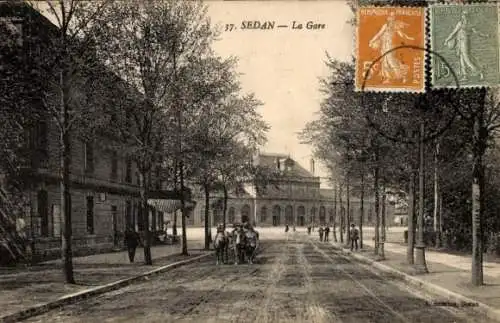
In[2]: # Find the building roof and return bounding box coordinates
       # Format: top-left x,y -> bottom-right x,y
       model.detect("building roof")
257,153 -> 316,179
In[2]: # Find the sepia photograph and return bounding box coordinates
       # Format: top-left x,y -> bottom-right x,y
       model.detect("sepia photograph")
1,0 -> 500,322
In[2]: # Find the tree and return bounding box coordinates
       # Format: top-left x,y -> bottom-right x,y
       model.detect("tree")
14,1 -> 112,283
90,0 -> 215,261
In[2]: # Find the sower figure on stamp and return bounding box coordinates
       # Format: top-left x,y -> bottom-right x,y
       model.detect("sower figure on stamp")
444,11 -> 488,81
350,224 -> 359,251
369,12 -> 414,84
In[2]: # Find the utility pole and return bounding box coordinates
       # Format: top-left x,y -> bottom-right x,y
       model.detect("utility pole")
414,120 -> 428,273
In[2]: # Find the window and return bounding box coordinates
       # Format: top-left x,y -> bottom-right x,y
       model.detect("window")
125,157 -> 132,183
260,206 -> 267,223
37,190 -> 49,237
126,200 -> 133,228
111,151 -> 118,179
199,208 -> 204,224
228,207 -> 235,224
84,142 -> 94,173
52,204 -> 61,237
86,196 -> 94,234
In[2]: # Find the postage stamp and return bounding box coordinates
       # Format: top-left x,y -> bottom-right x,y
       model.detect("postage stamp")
355,6 -> 426,93
429,3 -> 499,88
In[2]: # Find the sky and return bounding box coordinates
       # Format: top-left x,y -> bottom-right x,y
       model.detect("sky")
35,0 -> 355,188
206,1 -> 354,187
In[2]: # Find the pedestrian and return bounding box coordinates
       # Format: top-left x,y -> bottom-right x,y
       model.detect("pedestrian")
307,225 -> 311,235
124,227 -> 141,263
293,225 -> 296,232
285,224 -> 289,233
350,224 -> 359,251
324,225 -> 330,242
319,226 -> 324,242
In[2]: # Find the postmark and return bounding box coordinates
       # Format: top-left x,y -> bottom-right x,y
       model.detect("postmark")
355,6 -> 426,93
430,3 -> 499,88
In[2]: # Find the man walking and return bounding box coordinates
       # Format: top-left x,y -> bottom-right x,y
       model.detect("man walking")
318,226 -> 324,242
324,225 -> 330,242
350,224 -> 359,251
124,227 -> 141,263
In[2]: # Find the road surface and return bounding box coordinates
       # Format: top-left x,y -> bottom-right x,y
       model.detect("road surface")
27,233 -> 487,323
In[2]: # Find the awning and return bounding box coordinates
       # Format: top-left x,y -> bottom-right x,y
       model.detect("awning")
147,199 -> 196,213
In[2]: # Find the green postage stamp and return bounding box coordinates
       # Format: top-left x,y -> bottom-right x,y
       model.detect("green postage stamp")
430,3 -> 500,88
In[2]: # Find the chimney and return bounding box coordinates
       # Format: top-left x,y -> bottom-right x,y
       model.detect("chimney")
310,158 -> 315,175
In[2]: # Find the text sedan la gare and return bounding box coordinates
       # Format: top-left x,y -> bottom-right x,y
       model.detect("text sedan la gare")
224,20 -> 327,32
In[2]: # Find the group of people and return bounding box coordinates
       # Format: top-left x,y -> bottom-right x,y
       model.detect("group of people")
213,222 -> 260,265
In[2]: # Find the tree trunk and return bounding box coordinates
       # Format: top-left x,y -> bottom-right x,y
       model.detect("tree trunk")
346,177 -> 351,245
203,182 -> 210,250
380,181 -> 386,259
407,170 -> 415,265
360,170 -> 365,249
139,170 -> 152,265
223,185 -> 228,229
339,185 -> 344,244
60,70 -> 74,284
414,121 -> 428,272
434,141 -> 441,248
472,89 -> 487,286
180,161 -> 188,256
374,157 -> 380,256
333,184 -> 338,243
173,162 -> 178,236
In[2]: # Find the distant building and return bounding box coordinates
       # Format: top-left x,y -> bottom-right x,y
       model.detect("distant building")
188,153 -> 395,227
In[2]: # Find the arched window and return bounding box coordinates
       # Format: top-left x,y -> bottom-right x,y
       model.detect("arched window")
228,207 -> 236,224
260,206 -> 267,223
319,206 -> 326,225
37,190 -> 49,237
272,205 -> 281,226
285,205 -> 293,224
241,204 -> 251,223
310,207 -> 317,224
297,206 -> 305,226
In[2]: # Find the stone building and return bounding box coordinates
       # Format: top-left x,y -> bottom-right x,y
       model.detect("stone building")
189,153 -> 395,228
0,4 -> 168,260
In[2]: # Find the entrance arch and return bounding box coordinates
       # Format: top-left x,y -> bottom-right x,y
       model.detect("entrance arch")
297,205 -> 305,226
310,207 -> 317,225
319,206 -> 326,225
285,205 -> 293,225
272,205 -> 281,226
241,204 -> 251,223
228,207 -> 235,224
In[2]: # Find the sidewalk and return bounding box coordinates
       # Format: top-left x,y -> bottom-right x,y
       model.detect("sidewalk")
0,240 -> 205,318
330,237 -> 500,318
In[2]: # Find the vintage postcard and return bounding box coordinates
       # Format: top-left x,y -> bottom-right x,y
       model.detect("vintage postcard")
1,1 -> 500,323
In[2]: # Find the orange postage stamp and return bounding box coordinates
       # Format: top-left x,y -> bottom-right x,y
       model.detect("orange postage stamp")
355,7 -> 425,92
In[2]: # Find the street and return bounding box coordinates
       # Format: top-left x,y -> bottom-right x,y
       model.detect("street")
26,232 -> 487,323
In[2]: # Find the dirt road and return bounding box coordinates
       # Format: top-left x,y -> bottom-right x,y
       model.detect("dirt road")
26,233 -> 489,323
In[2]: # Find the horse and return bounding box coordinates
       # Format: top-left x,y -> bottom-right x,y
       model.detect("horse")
213,231 -> 229,265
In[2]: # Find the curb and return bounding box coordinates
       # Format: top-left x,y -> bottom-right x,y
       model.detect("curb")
0,253 -> 212,323
330,244 -> 500,323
